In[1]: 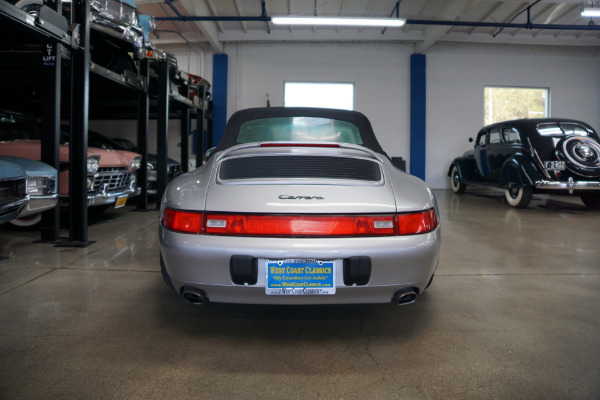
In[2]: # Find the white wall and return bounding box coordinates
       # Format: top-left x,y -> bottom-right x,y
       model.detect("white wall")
224,43 -> 413,164
224,41 -> 600,189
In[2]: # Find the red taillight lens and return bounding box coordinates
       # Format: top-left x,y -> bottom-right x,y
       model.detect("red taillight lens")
205,214 -> 395,237
396,209 -> 438,235
161,208 -> 204,234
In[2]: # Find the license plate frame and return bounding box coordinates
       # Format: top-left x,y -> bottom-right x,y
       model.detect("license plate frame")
265,259 -> 336,295
114,195 -> 128,209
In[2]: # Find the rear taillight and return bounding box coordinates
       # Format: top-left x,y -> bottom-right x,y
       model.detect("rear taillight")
396,209 -> 438,235
161,208 -> 203,234
162,208 -> 439,237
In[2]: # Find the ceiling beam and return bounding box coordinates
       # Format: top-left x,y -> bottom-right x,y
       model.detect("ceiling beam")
177,0 -> 223,52
414,0 -> 480,53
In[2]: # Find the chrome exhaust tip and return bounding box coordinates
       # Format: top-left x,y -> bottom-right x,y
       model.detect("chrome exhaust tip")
393,287 -> 418,306
181,287 -> 208,305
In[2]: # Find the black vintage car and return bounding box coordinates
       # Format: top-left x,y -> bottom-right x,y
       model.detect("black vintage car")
448,118 -> 600,208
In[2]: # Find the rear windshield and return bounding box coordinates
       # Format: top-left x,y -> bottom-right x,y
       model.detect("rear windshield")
537,123 -> 590,137
237,116 -> 363,145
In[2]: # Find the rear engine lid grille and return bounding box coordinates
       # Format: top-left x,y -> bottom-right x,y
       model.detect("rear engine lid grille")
219,156 -> 381,182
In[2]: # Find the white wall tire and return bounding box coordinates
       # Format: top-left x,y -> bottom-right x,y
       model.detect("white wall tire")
14,0 -> 43,16
450,165 -> 467,194
504,186 -> 532,208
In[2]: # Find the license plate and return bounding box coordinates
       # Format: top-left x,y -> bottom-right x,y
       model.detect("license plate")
544,161 -> 566,171
266,259 -> 335,295
114,195 -> 128,208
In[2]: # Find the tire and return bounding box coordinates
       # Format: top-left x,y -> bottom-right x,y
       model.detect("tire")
450,165 -> 467,194
580,193 -> 600,209
556,136 -> 600,178
9,213 -> 42,228
504,185 -> 533,208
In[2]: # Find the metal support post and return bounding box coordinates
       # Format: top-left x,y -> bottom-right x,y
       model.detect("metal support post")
39,41 -> 62,242
180,85 -> 190,174
136,57 -> 149,211
156,58 -> 169,206
64,0 -> 93,246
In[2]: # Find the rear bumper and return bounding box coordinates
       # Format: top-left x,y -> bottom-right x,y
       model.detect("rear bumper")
159,228 -> 441,305
535,179 -> 600,191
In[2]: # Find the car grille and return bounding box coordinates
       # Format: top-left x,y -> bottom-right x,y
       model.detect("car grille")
0,178 -> 27,214
219,156 -> 382,182
91,167 -> 133,192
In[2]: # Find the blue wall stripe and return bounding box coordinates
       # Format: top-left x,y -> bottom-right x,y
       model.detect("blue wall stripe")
212,54 -> 228,146
410,53 -> 426,181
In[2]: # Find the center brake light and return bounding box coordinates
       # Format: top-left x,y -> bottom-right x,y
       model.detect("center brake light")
260,143 -> 340,148
162,209 -> 438,237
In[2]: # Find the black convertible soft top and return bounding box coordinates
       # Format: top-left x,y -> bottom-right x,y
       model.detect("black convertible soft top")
216,107 -> 388,157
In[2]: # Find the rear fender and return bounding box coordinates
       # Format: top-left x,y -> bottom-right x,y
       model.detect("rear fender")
501,156 -> 543,188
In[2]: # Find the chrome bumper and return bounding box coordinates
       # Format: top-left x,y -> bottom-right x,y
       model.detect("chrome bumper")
86,184 -> 140,207
17,194 -> 59,218
536,178 -> 600,191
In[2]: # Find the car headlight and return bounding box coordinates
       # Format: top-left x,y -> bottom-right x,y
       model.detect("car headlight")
146,161 -> 156,171
148,16 -> 156,32
87,155 -> 100,174
130,156 -> 142,171
26,177 -> 52,195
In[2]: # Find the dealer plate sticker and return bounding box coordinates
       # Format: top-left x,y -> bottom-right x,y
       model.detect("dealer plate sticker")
544,161 -> 566,171
266,259 -> 335,295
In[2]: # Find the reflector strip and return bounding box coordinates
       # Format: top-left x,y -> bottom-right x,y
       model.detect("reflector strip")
161,208 -> 439,237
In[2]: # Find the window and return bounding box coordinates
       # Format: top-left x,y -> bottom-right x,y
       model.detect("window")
484,87 -> 549,125
538,123 -> 590,137
476,132 -> 487,146
502,127 -> 521,143
284,82 -> 354,110
237,117 -> 362,145
489,128 -> 501,144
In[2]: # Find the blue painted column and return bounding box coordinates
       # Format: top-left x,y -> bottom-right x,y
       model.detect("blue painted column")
410,53 -> 426,181
212,54 -> 228,146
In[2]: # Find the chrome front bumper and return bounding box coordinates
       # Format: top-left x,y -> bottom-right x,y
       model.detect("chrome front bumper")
86,184 -> 140,207
536,178 -> 600,191
17,194 -> 59,218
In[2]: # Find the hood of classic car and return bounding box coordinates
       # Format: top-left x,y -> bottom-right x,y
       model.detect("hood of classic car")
0,140 -> 139,170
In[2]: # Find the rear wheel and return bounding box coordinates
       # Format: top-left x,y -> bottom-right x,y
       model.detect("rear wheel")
580,193 -> 600,209
450,165 -> 467,194
504,185 -> 532,208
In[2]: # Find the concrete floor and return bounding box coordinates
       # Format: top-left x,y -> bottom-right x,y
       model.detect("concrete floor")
0,189 -> 598,399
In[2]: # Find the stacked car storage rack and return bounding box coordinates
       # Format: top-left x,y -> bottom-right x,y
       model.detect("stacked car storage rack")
0,0 -> 210,247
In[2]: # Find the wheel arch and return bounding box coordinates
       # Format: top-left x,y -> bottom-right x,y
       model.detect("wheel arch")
500,156 -> 543,188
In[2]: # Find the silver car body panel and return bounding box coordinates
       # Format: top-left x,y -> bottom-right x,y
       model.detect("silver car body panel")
160,141 -> 440,305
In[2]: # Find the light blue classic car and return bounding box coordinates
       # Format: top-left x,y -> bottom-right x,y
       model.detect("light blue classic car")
0,156 -> 58,227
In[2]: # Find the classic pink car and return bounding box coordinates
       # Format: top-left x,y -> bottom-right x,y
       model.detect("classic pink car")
0,111 -> 141,225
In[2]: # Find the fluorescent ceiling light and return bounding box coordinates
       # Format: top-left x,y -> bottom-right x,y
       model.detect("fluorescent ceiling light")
581,7 -> 600,17
272,16 -> 406,27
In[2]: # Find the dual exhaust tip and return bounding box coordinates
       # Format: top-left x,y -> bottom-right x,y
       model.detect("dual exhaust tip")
181,287 -> 208,305
393,287 -> 418,306
181,286 -> 418,306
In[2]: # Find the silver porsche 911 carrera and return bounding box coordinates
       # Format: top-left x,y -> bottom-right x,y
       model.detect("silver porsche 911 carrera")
159,107 -> 440,306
